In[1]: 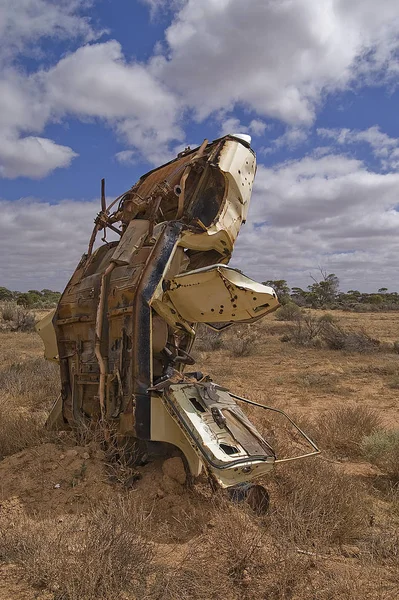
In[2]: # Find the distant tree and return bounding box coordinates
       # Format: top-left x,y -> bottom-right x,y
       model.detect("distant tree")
378,287 -> 388,294
369,294 -> 383,305
16,293 -> 32,307
262,279 -> 290,303
0,286 -> 13,301
290,286 -> 311,307
308,269 -> 339,307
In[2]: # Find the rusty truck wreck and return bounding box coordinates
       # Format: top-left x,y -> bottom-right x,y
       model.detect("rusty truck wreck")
37,133 -> 318,494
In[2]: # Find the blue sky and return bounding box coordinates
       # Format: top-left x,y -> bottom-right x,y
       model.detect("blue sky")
1,0 -> 399,292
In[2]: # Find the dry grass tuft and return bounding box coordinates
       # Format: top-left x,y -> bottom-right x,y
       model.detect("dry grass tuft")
270,458 -> 368,548
0,358 -> 59,458
193,324 -> 223,351
226,325 -> 260,357
296,371 -> 340,393
388,375 -> 399,389
0,498 -> 153,600
147,544 -> 230,600
0,400 -> 48,459
366,528 -> 399,563
311,405 -> 381,458
0,358 -> 59,408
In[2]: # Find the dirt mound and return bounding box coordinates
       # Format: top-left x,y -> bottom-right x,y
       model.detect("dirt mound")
0,442 -> 214,543
0,443 -> 111,517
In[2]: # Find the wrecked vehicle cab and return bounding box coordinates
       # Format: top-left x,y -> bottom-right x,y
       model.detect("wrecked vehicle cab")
37,133 -> 318,492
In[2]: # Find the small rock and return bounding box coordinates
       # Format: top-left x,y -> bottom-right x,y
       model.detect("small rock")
207,521 -> 216,529
162,456 -> 186,485
341,544 -> 360,558
54,483 -> 61,489
82,452 -> 90,460
161,474 -> 184,495
156,488 -> 165,499
59,454 -> 65,460
242,569 -> 251,586
65,449 -> 78,459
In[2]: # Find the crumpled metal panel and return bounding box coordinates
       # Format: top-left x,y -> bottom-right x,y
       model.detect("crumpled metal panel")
163,264 -> 279,323
36,133 -> 318,490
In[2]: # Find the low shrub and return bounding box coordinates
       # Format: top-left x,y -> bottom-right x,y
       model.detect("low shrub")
1,302 -> 17,322
286,312 -> 325,346
284,311 -> 382,353
318,312 -> 336,324
361,429 -> 399,482
275,302 -> 302,321
194,325 -> 223,351
270,458 -> 367,548
0,302 -> 36,332
226,326 -> 259,357
322,322 -> 380,353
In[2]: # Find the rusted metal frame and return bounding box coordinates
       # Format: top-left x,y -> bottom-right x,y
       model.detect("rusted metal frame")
52,308 -> 76,425
132,221 -> 184,440
94,261 -> 116,425
87,179 -> 124,257
185,139 -> 226,224
55,316 -> 94,326
229,393 -> 320,461
87,221 -> 101,257
175,139 -> 209,220
99,218 -> 122,237
147,195 -> 162,239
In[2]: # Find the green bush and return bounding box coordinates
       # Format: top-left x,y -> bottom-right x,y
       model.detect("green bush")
362,430 -> 399,482
0,302 -> 36,332
275,302 -> 302,321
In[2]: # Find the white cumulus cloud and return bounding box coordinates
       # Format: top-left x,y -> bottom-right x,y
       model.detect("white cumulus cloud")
231,153 -> 399,291
154,0 -> 399,124
0,135 -> 77,179
0,198 -> 98,290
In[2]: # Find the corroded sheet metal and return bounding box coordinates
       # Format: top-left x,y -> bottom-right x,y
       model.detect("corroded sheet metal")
159,264 -> 279,325
37,133 -> 317,489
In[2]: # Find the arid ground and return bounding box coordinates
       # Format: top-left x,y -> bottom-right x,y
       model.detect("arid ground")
0,309 -> 398,599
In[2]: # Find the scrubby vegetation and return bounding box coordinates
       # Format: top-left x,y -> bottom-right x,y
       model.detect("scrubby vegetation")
0,302 -> 36,332
0,358 -> 59,458
267,270 -> 399,312
278,310 -> 388,353
0,286 -> 60,308
309,405 -> 382,458
1,305 -> 399,599
362,430 -> 399,482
